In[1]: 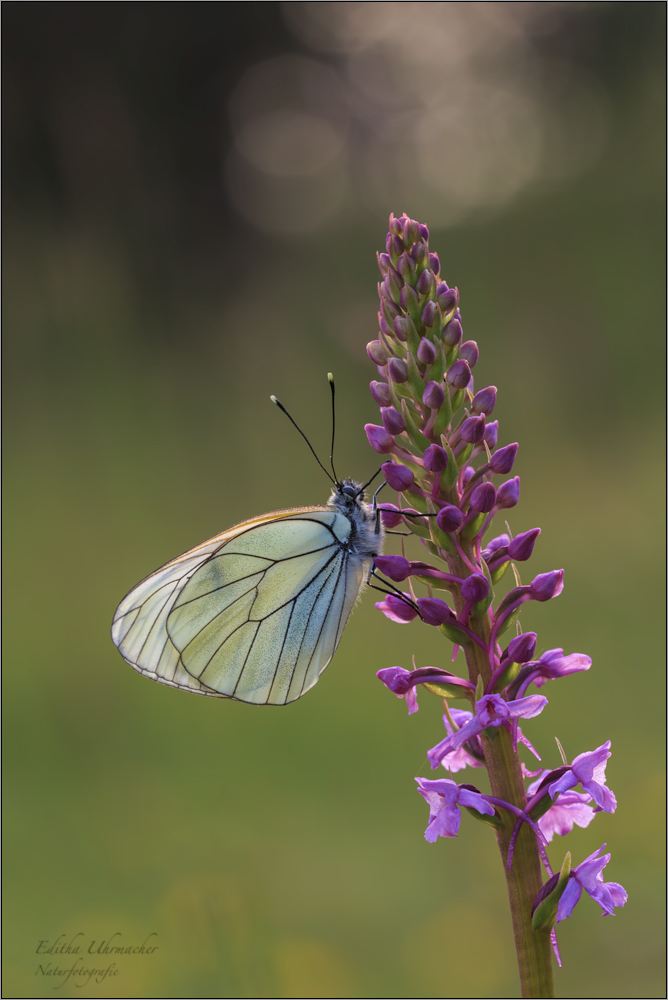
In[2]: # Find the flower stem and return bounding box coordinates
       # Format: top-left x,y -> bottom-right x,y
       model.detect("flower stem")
450,552 -> 555,998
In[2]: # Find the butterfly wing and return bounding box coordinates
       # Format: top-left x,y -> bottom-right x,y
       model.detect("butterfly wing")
111,508 -> 325,698
112,507 -> 370,704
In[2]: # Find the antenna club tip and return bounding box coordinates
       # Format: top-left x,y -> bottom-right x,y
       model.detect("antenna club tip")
270,395 -> 278,404
327,372 -> 334,383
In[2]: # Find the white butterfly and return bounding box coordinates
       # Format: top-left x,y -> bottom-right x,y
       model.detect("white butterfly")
111,478 -> 385,705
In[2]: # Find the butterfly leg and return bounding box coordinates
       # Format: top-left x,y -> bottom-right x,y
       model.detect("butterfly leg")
369,567 -> 422,617
367,581 -> 423,618
371,481 -> 387,535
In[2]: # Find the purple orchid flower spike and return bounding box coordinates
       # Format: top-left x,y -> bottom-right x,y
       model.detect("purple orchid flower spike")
548,741 -> 617,812
438,709 -> 539,771
416,596 -> 455,626
533,649 -> 592,684
557,845 -> 628,922
365,422 -> 394,454
427,693 -> 548,769
482,533 -> 510,563
538,792 -> 596,842
365,213 -> 620,988
377,503 -> 403,528
437,709 -> 485,772
415,777 -> 495,841
381,461 -> 414,492
529,570 -> 564,602
527,775 -> 596,842
510,648 -> 592,698
508,648 -> 592,702
376,666 -> 473,715
374,554 -> 412,582
505,632 -> 538,664
374,593 -> 418,624
376,666 -> 421,714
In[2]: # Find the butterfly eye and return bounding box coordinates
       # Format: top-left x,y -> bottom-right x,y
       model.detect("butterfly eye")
341,486 -> 357,498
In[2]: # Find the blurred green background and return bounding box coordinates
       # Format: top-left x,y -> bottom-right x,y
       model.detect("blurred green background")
3,4 -> 664,997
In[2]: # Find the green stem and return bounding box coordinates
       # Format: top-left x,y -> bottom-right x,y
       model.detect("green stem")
447,549 -> 555,998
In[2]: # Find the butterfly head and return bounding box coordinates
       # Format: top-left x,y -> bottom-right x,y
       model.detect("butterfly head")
329,478 -> 367,510
328,477 -> 383,556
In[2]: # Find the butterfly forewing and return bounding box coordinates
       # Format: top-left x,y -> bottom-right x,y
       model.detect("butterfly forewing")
111,506 -> 371,705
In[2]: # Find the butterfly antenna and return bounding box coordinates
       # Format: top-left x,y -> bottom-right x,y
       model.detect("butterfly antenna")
327,373 -> 340,485
355,468 -> 383,498
270,395 -> 335,484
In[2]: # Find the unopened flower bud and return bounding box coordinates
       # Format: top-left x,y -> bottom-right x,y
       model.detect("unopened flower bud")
388,234 -> 404,262
370,380 -> 392,407
397,252 -> 417,286
367,340 -> 389,366
428,252 -> 440,276
417,269 -> 433,297
472,386 -> 497,415
506,632 -> 537,663
490,442 -> 518,475
436,505 -> 463,533
496,476 -> 520,508
381,297 -> 402,325
508,528 -> 541,562
423,380 -> 445,409
446,359 -> 471,389
381,461 -> 415,492
411,242 -> 428,269
384,267 -> 403,302
419,223 -> 430,242
388,213 -> 406,236
460,414 -> 486,444
459,340 -> 479,367
421,300 -> 436,327
461,466 -> 476,488
484,420 -> 499,450
423,444 -> 448,473
377,252 -> 391,275
482,534 -> 510,561
393,316 -> 408,341
529,570 -> 564,602
379,504 -> 403,528
470,482 -> 496,513
365,424 -> 394,454
379,316 -> 394,339
374,554 -> 412,582
461,573 -> 489,603
399,284 -> 419,315
417,597 -> 454,626
388,357 -> 408,383
417,337 -> 437,365
443,318 -> 462,347
437,285 -> 459,312
403,218 -> 420,247
381,406 -> 406,435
